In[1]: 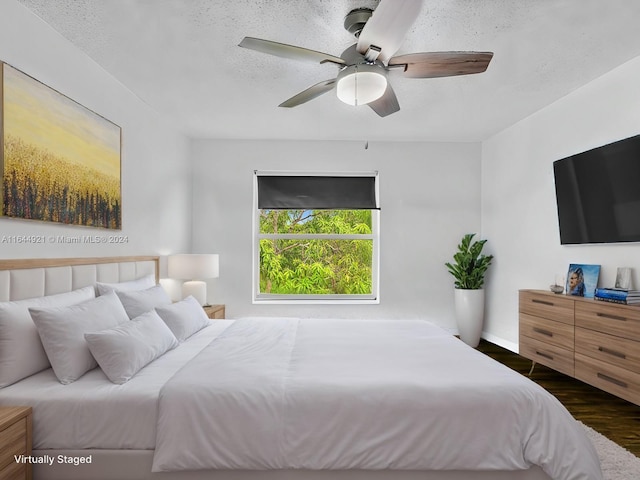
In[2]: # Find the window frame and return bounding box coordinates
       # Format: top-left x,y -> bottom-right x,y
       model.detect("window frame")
252,171 -> 380,304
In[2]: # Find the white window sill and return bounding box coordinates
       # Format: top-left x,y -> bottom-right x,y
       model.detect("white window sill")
253,295 -> 379,305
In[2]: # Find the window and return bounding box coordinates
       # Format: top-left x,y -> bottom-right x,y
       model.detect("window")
253,172 -> 379,304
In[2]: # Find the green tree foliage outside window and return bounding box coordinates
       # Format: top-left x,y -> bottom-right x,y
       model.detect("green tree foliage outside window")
259,209 -> 373,295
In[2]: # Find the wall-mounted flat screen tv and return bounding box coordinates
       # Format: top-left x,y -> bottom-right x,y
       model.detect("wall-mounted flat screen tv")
553,133 -> 640,245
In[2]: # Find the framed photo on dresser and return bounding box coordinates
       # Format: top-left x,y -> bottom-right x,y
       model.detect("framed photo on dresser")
566,263 -> 600,298
615,267 -> 632,290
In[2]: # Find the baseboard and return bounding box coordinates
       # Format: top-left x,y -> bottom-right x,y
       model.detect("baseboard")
481,331 -> 519,353
446,326 -> 519,354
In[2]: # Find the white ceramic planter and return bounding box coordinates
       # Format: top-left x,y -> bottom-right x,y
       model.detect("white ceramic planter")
454,288 -> 485,348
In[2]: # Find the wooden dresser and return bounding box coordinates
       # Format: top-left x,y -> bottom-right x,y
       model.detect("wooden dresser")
0,406 -> 32,480
519,290 -> 575,377
519,290 -> 640,406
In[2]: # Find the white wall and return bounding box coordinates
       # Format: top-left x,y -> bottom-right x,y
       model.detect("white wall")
191,139 -> 481,328
17,0 -> 637,345
0,1 -> 191,259
482,55 -> 640,351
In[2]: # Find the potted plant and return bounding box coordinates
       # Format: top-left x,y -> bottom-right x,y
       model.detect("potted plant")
445,233 -> 494,347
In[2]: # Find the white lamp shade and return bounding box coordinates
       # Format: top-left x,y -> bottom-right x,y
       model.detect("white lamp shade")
168,254 -> 219,306
336,64 -> 387,106
168,254 -> 219,280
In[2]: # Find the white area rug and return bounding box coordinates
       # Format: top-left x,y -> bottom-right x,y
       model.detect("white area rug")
580,421 -> 640,480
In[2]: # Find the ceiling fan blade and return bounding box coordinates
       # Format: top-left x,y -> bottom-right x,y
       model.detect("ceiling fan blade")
356,0 -> 423,65
279,79 -> 337,108
368,83 -> 400,117
388,51 -> 494,78
239,37 -> 345,65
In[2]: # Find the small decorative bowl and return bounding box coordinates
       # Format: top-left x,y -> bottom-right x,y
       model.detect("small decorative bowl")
549,284 -> 564,294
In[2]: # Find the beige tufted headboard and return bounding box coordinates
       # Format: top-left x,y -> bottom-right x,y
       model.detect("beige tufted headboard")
0,256 -> 159,302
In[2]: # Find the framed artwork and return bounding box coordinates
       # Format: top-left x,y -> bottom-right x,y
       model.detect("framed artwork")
615,267 -> 632,290
566,263 -> 600,298
1,62 -> 121,229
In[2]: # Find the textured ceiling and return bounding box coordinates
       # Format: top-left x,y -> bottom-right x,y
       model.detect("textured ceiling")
16,0 -> 640,142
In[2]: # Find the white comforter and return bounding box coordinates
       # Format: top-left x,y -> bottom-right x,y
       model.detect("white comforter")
0,321 -> 233,449
152,318 -> 602,480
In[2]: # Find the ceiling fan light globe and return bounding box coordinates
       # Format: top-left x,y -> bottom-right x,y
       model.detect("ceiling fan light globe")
336,65 -> 387,106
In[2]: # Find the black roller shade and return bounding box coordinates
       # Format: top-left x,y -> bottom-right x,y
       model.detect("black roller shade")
257,175 -> 378,210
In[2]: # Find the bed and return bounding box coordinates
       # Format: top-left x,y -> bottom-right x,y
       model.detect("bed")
0,256 -> 602,480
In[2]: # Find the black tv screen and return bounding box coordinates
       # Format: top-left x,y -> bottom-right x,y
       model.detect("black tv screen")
553,134 -> 640,244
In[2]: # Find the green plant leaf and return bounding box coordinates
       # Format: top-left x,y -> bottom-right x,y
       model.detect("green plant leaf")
445,233 -> 493,289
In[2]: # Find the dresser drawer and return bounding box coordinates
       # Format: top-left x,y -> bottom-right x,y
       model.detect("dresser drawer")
575,327 -> 640,374
519,291 -> 574,325
575,301 -> 640,341
0,418 -> 27,471
520,313 -> 574,350
575,352 -> 640,406
519,336 -> 574,377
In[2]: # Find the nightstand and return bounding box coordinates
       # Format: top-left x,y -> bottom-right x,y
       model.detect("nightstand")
203,304 -> 225,319
0,406 -> 32,480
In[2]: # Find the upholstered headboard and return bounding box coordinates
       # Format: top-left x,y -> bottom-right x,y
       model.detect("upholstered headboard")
0,256 -> 159,302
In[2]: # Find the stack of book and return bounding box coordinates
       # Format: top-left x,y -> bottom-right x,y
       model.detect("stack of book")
594,288 -> 640,305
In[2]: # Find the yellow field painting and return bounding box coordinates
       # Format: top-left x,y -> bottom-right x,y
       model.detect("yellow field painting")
1,63 -> 121,229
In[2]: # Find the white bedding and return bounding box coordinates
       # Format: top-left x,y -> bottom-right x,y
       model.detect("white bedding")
153,318 -> 602,480
0,320 -> 233,449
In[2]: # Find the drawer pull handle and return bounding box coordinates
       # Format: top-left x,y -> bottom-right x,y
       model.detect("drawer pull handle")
532,299 -> 554,306
535,351 -> 554,361
533,327 -> 553,337
597,373 -> 628,389
596,312 -> 627,321
598,346 -> 626,359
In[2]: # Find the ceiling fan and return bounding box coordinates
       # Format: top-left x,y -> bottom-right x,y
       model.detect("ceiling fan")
238,0 -> 493,117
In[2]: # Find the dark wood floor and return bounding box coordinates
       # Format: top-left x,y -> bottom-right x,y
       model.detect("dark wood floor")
478,339 -> 640,457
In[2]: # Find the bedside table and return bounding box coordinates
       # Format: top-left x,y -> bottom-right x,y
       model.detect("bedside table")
0,406 -> 32,480
203,304 -> 225,319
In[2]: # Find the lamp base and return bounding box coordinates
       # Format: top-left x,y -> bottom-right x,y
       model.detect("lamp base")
182,281 -> 207,306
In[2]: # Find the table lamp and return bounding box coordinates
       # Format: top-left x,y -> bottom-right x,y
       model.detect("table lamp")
168,254 -> 219,306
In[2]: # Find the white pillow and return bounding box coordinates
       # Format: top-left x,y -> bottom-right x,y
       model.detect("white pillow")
95,274 -> 155,296
29,291 -> 130,384
0,286 -> 96,388
155,296 -> 211,342
85,310 -> 179,384
116,285 -> 172,319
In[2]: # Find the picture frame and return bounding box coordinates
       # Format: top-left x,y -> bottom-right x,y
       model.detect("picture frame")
566,264 -> 600,298
1,62 -> 122,229
615,267 -> 632,290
